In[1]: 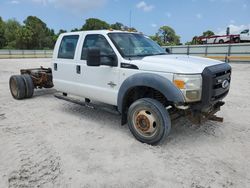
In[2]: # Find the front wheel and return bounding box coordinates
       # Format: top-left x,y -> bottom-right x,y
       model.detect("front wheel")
127,98 -> 171,145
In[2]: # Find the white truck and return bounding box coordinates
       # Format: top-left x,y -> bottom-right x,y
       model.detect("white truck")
238,29 -> 250,42
9,30 -> 232,145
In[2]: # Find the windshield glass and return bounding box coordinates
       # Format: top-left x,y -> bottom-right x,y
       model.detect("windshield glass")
241,29 -> 249,34
108,33 -> 166,58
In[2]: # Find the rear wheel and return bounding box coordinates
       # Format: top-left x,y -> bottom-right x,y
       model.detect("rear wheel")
21,74 -> 34,98
9,75 -> 26,100
127,98 -> 171,145
234,37 -> 240,43
219,39 -> 224,44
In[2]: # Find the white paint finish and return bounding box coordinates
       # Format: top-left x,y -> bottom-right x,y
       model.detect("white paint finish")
51,30 -> 225,106
132,55 -> 222,74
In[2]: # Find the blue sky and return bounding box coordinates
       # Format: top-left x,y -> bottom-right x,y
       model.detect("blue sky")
0,0 -> 249,43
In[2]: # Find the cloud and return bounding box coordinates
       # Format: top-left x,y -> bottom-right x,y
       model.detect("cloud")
217,24 -> 250,35
196,13 -> 202,19
151,23 -> 157,28
165,12 -> 172,18
9,0 -> 20,4
136,1 -> 154,12
230,19 -> 235,24
242,3 -> 247,9
29,0 -> 107,13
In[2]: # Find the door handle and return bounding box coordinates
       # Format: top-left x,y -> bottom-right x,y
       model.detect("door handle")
54,63 -> 57,71
76,65 -> 81,74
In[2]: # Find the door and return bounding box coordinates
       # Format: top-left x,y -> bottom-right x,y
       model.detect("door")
240,29 -> 250,41
75,34 -> 120,105
53,34 -> 81,94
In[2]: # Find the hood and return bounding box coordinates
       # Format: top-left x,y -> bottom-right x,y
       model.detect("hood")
131,55 -> 223,74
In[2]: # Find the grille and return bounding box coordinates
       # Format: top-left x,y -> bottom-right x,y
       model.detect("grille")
201,63 -> 232,108
211,69 -> 231,101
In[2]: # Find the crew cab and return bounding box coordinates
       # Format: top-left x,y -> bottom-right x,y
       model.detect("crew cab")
9,30 -> 232,145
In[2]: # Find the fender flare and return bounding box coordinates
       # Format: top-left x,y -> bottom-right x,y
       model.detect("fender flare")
117,73 -> 185,113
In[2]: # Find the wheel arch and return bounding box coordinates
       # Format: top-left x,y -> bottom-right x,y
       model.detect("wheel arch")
117,73 -> 185,125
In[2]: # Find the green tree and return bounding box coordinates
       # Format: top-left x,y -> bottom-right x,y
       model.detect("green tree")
16,26 -> 33,49
4,19 -> 21,49
58,29 -> 67,35
0,17 -> 6,48
150,34 -> 163,45
159,26 -> 180,45
185,36 -> 200,45
23,16 -> 55,49
202,30 -> 214,37
151,26 -> 180,45
71,28 -> 79,32
110,22 -> 124,30
81,18 -> 110,30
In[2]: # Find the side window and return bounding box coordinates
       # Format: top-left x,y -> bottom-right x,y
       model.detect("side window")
58,35 -> 79,59
81,34 -> 115,60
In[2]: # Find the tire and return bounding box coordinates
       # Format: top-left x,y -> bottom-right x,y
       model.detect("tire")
219,40 -> 224,44
234,37 -> 240,43
21,74 -> 34,98
9,75 -> 26,100
127,98 -> 171,145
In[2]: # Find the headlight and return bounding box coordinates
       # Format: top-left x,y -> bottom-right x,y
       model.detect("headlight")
173,74 -> 202,102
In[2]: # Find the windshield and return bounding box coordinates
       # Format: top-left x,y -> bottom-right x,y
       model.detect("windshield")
108,33 -> 166,58
241,29 -> 249,34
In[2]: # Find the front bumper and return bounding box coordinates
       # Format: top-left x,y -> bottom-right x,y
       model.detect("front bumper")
187,63 -> 231,123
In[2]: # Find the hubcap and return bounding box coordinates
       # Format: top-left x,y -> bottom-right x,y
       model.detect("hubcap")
133,110 -> 158,138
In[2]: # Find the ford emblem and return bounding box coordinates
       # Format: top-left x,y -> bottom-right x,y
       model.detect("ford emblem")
222,80 -> 229,89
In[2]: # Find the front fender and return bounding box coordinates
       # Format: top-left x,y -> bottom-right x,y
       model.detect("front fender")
117,73 -> 185,113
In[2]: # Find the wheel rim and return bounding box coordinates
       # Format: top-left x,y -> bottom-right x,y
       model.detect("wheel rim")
10,78 -> 18,97
132,108 -> 159,138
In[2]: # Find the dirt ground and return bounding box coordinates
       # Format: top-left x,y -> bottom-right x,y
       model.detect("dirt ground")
0,58 -> 249,188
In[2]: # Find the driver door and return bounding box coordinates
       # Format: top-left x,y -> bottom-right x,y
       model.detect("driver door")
77,34 -> 120,105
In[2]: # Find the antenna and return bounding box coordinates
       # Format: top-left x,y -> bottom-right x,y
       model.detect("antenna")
129,10 -> 132,30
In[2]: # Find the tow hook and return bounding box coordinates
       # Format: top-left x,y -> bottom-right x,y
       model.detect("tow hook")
189,101 -> 225,124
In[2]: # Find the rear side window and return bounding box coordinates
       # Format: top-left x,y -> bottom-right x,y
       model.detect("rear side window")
58,35 -> 79,59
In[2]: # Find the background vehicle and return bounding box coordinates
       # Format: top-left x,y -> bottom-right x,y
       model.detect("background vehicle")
236,29 -> 250,42
198,34 -> 239,44
198,29 -> 250,44
9,30 -> 232,145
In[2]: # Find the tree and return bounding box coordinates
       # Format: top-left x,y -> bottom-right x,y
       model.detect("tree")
16,26 -> 33,49
110,22 -> 124,30
81,18 -> 110,30
71,28 -> 79,32
0,17 -> 6,48
185,36 -> 200,45
58,29 -> 67,35
151,26 -> 180,46
202,30 -> 214,37
23,16 -> 55,49
159,26 -> 180,45
4,19 -> 21,49
150,34 -> 163,45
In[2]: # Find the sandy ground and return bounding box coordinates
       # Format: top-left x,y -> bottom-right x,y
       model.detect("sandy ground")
0,58 -> 249,188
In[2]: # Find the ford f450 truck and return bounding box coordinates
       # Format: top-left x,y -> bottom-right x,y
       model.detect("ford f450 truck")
9,30 -> 232,145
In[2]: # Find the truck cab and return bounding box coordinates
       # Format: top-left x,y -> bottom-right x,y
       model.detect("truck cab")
49,30 -> 232,144
240,29 -> 250,42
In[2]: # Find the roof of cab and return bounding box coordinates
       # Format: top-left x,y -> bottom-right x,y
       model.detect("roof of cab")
60,30 -> 139,36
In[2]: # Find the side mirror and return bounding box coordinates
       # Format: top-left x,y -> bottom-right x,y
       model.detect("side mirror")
165,48 -> 170,54
87,48 -> 118,67
87,48 -> 101,66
